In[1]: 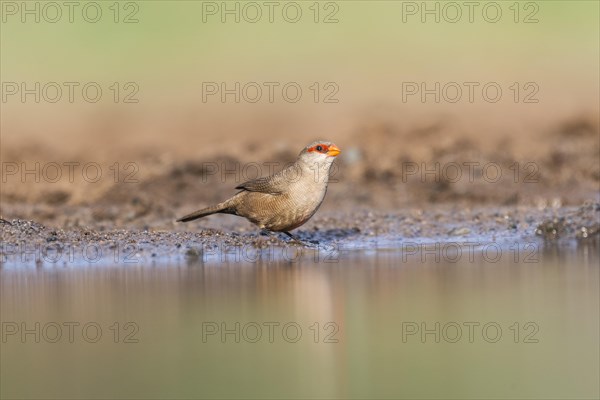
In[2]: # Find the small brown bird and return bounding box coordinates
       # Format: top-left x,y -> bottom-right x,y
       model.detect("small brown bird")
177,141 -> 341,239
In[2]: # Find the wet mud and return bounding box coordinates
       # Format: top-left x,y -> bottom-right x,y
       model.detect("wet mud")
1,203 -> 598,267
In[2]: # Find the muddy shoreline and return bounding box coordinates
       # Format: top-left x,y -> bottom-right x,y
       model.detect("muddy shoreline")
2,203 -> 598,267
2,115 -> 598,266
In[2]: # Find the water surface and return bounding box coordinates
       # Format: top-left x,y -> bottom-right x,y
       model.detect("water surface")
1,239 -> 598,399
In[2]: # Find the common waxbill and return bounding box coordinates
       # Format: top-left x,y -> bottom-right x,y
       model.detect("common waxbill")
177,141 -> 341,237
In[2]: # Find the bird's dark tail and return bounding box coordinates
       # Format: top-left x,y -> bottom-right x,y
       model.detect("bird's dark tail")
177,202 -> 231,223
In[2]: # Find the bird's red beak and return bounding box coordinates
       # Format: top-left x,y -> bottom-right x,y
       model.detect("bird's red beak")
327,144 -> 341,157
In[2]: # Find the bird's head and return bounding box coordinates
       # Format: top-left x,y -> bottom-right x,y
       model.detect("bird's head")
299,141 -> 341,160
296,141 -> 341,178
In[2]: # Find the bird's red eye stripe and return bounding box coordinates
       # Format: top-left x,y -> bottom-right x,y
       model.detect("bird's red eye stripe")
308,144 -> 329,153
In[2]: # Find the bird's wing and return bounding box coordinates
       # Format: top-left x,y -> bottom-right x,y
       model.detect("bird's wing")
235,166 -> 298,195
235,176 -> 285,194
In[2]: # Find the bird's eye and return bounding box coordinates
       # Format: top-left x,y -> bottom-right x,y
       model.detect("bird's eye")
316,146 -> 323,152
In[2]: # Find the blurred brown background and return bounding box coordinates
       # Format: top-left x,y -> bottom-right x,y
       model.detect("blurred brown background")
1,1 -> 598,228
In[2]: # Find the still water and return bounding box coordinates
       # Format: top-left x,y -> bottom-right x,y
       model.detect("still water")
1,239 -> 599,399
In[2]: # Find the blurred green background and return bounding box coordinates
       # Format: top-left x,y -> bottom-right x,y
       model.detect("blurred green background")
2,1 -> 598,155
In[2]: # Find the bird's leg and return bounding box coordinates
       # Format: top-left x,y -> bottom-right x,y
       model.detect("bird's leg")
281,231 -> 304,246
283,231 -> 297,240
282,231 -> 319,247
